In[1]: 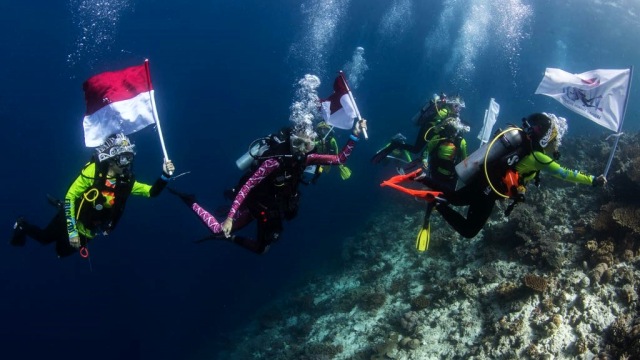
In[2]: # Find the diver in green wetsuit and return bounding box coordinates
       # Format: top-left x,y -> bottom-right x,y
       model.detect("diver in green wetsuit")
10,133 -> 175,258
418,117 -> 469,192
371,93 -> 465,164
435,112 -> 606,239
410,117 -> 469,251
307,121 -> 352,183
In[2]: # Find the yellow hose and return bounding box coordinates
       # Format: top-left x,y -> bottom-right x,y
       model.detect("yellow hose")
76,188 -> 99,220
483,128 -> 523,199
423,126 -> 435,142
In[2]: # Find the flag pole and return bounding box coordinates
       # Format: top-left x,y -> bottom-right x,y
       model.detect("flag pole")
321,125 -> 335,142
144,59 -> 172,171
339,71 -> 368,139
480,109 -> 489,148
603,65 -> 633,178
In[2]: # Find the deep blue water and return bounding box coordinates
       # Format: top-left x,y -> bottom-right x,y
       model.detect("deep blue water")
1,1 -> 639,359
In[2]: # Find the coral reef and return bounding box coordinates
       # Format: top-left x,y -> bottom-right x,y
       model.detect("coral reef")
523,273 -> 548,293
212,133 -> 640,360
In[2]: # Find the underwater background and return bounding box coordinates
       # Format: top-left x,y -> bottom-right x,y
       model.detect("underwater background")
1,0 -> 639,359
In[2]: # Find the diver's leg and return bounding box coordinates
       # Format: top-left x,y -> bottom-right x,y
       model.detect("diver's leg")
15,210 -> 65,245
460,199 -> 496,237
371,142 -> 399,164
436,195 -> 495,238
232,213 -> 283,254
395,129 -> 428,154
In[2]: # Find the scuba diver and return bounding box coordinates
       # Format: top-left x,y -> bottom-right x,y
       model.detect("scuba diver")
371,93 -> 465,164
10,133 -> 175,258
434,112 -> 606,239
304,121 -> 352,184
381,117 -> 469,251
371,133 -> 414,170
170,120 -> 367,254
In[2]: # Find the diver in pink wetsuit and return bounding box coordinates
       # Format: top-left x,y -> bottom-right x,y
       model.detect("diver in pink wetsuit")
170,120 -> 366,254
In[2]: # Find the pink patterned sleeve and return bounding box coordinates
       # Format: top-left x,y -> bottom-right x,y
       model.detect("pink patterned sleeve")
306,138 -> 356,165
191,203 -> 223,233
227,158 -> 281,220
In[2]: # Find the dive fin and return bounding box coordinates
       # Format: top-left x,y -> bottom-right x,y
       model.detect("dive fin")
338,165 -> 352,180
415,203 -> 435,252
371,144 -> 395,164
46,194 -> 63,209
168,187 -> 197,206
194,233 -> 232,244
415,223 -> 430,252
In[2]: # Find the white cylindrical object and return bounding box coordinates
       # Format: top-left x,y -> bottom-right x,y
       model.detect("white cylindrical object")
236,142 -> 268,171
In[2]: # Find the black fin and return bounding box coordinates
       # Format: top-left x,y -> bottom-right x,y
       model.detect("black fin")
168,187 -> 197,206
46,194 -> 63,209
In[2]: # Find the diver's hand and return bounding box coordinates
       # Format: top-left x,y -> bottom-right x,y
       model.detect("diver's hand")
163,159 -> 175,177
69,236 -> 81,249
222,218 -> 233,238
353,119 -> 367,137
593,174 -> 607,187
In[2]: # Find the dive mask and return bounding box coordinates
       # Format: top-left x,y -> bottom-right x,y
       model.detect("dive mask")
114,153 -> 134,167
290,133 -> 316,154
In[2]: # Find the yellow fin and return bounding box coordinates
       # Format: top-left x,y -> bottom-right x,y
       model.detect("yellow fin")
415,223 -> 430,252
339,165 -> 352,180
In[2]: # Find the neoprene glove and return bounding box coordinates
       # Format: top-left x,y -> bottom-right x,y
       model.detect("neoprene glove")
592,175 -> 607,187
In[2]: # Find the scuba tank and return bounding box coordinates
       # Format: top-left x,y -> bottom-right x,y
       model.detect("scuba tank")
235,128 -> 294,171
236,138 -> 270,171
455,127 -> 524,185
411,94 -> 439,126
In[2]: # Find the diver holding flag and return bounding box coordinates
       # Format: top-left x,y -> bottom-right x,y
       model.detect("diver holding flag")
320,71 -> 368,140
535,66 -> 633,178
10,60 -> 176,259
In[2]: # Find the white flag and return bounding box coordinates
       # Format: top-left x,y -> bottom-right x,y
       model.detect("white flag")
478,98 -> 500,144
535,68 -> 630,132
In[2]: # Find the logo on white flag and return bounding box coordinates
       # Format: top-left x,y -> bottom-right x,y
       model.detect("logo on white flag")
561,76 -> 604,116
535,68 -> 631,132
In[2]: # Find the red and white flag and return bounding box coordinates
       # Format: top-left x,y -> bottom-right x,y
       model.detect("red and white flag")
82,61 -> 156,147
320,73 -> 357,130
535,68 -> 631,132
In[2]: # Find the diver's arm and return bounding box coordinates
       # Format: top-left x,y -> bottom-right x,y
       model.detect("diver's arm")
130,160 -> 175,197
64,163 -> 95,246
543,161 -> 595,185
306,120 -> 366,166
306,138 -> 356,165
518,151 -> 594,185
131,176 -> 169,198
221,158 -> 280,237
227,158 -> 280,220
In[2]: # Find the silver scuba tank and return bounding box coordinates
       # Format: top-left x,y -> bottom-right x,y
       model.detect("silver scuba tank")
455,127 -> 524,185
236,139 -> 270,171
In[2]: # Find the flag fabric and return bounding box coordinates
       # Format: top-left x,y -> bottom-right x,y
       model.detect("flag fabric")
535,68 -> 631,132
320,74 -> 357,130
82,62 -> 156,147
477,98 -> 500,144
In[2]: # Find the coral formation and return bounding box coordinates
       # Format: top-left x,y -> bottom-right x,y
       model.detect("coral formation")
410,295 -> 429,311
612,207 -> 640,234
212,133 -> 640,360
523,273 -> 548,293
